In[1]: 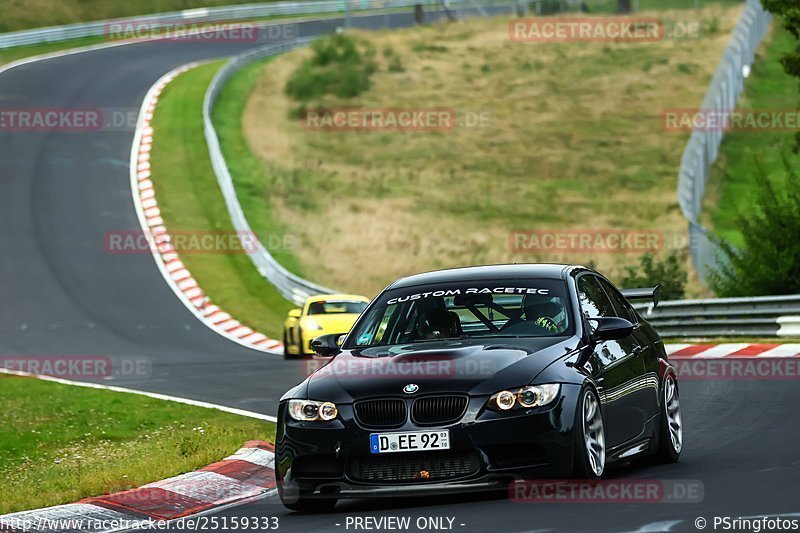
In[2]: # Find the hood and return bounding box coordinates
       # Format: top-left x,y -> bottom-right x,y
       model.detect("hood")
304,336 -> 579,404
301,313 -> 360,333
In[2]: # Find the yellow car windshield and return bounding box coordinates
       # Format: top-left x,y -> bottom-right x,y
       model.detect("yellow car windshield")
308,301 -> 368,315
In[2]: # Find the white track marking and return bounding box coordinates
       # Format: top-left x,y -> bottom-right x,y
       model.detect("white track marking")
692,344 -> 751,358
224,446 -> 276,468
668,344 -> 800,358
756,344 -> 800,358
627,520 -> 683,532
144,471 -> 263,503
665,344 -> 692,356
0,367 -> 277,422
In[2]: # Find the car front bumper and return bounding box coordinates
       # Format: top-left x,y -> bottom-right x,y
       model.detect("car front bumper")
275,385 -> 581,500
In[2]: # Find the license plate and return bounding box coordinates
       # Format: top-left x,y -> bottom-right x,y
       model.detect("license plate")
369,430 -> 450,454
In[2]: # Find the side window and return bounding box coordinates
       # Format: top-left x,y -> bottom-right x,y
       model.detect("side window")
598,279 -> 636,322
577,276 -> 617,321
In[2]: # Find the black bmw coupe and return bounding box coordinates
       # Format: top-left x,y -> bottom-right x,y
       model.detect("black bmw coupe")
276,264 -> 682,512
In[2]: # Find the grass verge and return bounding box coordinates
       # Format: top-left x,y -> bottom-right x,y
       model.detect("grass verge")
705,22 -> 800,247
149,61 -> 294,339
0,36 -> 107,68
236,7 -> 742,297
0,374 -> 274,515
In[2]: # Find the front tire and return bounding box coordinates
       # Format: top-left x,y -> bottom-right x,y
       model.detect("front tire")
278,482 -> 337,513
572,387 -> 605,479
653,374 -> 682,463
282,329 -> 294,360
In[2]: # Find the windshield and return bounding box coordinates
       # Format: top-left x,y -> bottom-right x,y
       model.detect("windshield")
345,279 -> 572,348
307,300 -> 368,315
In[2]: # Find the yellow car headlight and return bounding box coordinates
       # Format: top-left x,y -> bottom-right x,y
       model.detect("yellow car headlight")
304,319 -> 324,331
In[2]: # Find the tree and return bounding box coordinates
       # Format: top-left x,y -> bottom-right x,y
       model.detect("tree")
620,252 -> 687,301
708,156 -> 800,296
761,0 -> 800,150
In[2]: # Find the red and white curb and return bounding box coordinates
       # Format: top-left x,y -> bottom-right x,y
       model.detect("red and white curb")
129,64 -> 283,355
0,442 -> 276,532
666,343 -> 800,358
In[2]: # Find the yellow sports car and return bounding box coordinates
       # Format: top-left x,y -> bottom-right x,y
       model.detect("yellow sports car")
282,294 -> 370,358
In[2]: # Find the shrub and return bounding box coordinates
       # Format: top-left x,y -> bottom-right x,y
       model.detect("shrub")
709,156 -> 800,296
285,34 -> 376,103
388,56 -> 405,72
620,252 -> 687,301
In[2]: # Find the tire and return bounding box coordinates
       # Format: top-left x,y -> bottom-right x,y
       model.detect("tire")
278,483 -> 337,513
297,330 -> 305,357
282,329 -> 294,360
572,387 -> 605,479
653,374 -> 682,463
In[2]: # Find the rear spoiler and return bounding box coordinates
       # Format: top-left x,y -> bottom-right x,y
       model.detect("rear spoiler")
620,285 -> 660,308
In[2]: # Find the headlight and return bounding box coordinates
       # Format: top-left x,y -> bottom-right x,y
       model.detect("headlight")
288,399 -> 338,421
304,319 -> 324,331
488,384 -> 561,411
494,390 -> 516,410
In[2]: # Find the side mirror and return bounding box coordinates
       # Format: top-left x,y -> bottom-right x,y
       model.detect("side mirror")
591,317 -> 635,341
310,333 -> 345,357
288,308 -> 302,319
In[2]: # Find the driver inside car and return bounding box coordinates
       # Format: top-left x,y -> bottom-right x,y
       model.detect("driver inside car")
522,293 -> 564,333
416,307 -> 463,340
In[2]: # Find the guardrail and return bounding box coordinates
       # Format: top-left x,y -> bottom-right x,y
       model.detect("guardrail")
677,0 -> 771,284
0,0 -> 460,50
203,38 -> 336,307
634,294 -> 800,338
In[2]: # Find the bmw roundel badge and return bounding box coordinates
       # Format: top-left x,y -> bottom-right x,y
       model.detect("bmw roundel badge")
403,383 -> 419,394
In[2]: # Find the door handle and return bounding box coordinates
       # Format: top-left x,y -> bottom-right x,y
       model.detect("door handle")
632,345 -> 645,355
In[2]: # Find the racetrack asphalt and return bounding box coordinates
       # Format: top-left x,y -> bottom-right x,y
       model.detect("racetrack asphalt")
0,11 -> 450,414
1,8 -> 798,533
